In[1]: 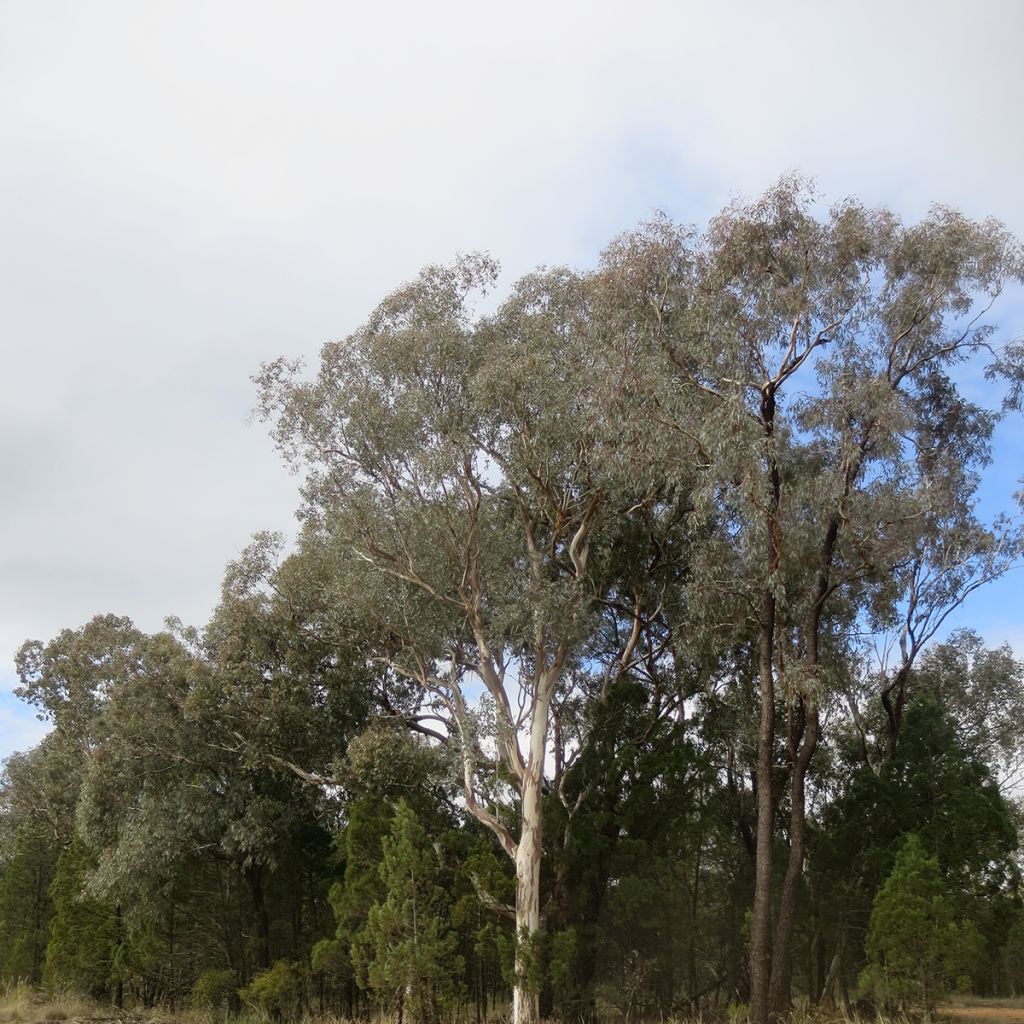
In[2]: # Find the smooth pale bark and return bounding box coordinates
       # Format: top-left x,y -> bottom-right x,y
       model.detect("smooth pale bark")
455,636 -> 562,1024
513,774 -> 543,1024
511,670 -> 556,1024
817,928 -> 845,1008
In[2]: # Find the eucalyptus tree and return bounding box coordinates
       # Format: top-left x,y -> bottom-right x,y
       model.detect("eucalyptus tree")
256,182 -> 1023,1023
76,615 -> 349,978
13,604 -> 348,988
256,256 -> 677,1024
847,628 -> 1024,784
599,179 -> 1023,1021
915,633 -> 1024,788
15,614 -> 150,755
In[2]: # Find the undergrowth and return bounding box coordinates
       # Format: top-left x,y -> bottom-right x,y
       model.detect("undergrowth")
0,983 -> 95,1023
3,984 -> 1022,1024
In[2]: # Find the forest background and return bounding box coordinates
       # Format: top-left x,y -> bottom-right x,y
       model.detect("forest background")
3,4 -> 1024,1024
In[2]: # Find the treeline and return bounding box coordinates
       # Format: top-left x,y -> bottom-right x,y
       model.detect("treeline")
2,179 -> 1024,1024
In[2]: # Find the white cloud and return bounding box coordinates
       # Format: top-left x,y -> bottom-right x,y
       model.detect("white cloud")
0,0 -> 1022,713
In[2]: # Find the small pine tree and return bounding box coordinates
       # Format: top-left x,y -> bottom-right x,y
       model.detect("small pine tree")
361,800 -> 461,1024
332,795 -> 394,994
43,838 -> 120,1001
0,834 -> 55,985
862,834 -> 981,1020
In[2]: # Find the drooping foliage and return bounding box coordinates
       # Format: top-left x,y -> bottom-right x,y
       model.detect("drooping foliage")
2,181 -> 1023,1023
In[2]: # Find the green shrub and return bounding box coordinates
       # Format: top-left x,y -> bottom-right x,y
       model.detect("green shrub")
191,968 -> 239,1011
240,960 -> 303,1020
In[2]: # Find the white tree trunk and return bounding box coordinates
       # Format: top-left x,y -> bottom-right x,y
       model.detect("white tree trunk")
513,768 -> 543,1024
511,671 -> 554,1024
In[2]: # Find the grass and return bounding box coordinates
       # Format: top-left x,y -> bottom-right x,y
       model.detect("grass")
0,984 -> 96,1023
3,987 -> 1023,1024
942,997 -> 1024,1009
0,989 -> 369,1024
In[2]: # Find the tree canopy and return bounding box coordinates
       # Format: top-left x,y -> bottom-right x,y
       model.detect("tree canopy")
2,179 -> 1023,1024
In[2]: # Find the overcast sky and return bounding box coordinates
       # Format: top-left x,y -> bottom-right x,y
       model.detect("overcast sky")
2,0 -> 1024,758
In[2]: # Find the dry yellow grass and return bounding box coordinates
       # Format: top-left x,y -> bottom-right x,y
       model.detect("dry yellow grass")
0,984 -> 95,1024
939,1002 -> 1024,1024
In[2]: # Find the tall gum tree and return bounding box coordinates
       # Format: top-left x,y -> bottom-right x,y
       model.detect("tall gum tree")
256,257 -> 656,1024
601,180 -> 1023,1023
256,185 -> 1023,1022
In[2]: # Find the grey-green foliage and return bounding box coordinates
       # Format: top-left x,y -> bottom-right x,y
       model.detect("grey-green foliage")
13,615 -> 209,893
595,182 -> 1023,1023
915,631 -> 1024,781
0,730 -> 83,861
254,183 -> 1024,1024
255,253 -> 628,686
16,607 -> 358,990
64,598 -> 353,903
15,615 -> 145,746
605,180 -> 1023,652
254,248 -> 672,1024
360,800 -> 461,1024
344,720 -> 451,800
4,178 -> 1021,1018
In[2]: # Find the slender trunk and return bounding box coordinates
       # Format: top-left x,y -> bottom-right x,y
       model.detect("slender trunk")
510,656 -> 559,1024
768,499 -> 837,1013
246,864 -> 271,970
769,705 -> 820,1015
749,612 -> 777,1024
168,892 -> 177,1012
817,929 -> 845,1007
688,821 -> 703,1000
513,767 -> 543,1024
751,381 -> 782,1024
113,904 -> 124,1009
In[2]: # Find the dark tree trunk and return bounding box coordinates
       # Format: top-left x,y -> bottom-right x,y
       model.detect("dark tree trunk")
113,904 -> 125,1009
750,379 -> 784,1024
769,705 -> 819,1015
168,891 -> 177,1012
688,820 -> 703,1001
749,612 -> 777,1024
246,864 -> 272,970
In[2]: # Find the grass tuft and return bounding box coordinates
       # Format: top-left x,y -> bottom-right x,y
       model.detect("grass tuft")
0,983 -> 95,1024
